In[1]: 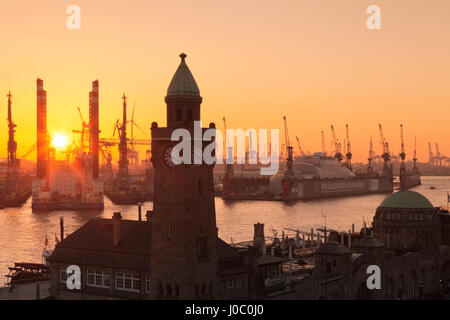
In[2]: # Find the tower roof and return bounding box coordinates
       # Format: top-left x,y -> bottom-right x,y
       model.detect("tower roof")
379,190 -> 433,209
167,53 -> 200,98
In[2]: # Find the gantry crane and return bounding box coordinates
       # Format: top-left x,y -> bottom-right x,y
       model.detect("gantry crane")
330,125 -> 343,162
435,143 -> 441,167
283,116 -> 293,173
321,130 -> 326,155
428,142 -> 434,166
399,124 -> 406,188
413,135 -> 418,173
367,136 -> 374,174
72,106 -> 90,153
379,124 -> 391,177
345,124 -> 352,170
296,136 -> 305,157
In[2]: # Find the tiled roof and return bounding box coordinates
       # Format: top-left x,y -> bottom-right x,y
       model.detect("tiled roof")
48,218 -> 152,271
315,242 -> 352,255
352,236 -> 385,248
48,218 -> 244,272
257,255 -> 288,266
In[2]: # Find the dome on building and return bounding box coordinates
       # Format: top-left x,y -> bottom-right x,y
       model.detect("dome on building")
166,53 -> 200,98
379,190 -> 433,209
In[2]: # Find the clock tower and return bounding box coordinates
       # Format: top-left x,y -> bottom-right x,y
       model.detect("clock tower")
149,53 -> 218,299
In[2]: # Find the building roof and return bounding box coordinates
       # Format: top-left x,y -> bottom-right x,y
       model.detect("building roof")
48,218 -> 152,271
315,242 -> 352,255
379,190 -> 434,209
257,255 -> 288,266
167,53 -> 200,98
352,236 -> 385,248
48,217 -> 243,272
217,238 -> 242,259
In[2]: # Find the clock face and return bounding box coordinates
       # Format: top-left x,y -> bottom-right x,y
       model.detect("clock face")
164,146 -> 182,167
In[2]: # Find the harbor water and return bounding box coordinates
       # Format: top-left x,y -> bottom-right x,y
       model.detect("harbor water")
1,176 -> 449,285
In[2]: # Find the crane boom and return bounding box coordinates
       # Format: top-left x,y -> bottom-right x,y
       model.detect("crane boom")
345,124 -> 352,169
321,130 -> 326,155
428,142 -> 434,165
283,116 -> 293,171
330,125 -> 343,162
399,124 -> 405,161
296,136 -> 305,156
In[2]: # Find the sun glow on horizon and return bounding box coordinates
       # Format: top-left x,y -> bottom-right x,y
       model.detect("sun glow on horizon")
52,134 -> 68,150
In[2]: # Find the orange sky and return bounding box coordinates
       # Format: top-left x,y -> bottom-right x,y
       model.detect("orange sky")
0,0 -> 449,163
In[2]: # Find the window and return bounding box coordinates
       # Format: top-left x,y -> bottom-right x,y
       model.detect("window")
87,270 -> 110,288
196,237 -> 208,261
146,276 -> 150,294
237,277 -> 243,288
187,109 -> 193,121
60,267 -> 68,283
116,273 -> 141,292
176,109 -> 182,122
220,280 -> 225,290
228,278 -> 235,289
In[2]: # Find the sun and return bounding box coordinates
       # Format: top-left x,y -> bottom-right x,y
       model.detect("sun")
52,134 -> 68,149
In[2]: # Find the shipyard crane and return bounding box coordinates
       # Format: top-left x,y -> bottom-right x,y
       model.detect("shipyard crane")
413,135 -> 418,173
399,124 -> 406,163
296,136 -> 305,157
321,131 -> 326,155
435,143 -> 441,167
330,125 -> 343,162
283,116 -> 293,172
379,124 -> 391,176
343,138 -> 347,158
399,124 -> 406,188
7,92 -> 17,170
428,142 -> 434,166
222,117 -> 228,162
72,106 -> 89,153
21,143 -> 37,159
345,124 -> 352,170
367,136 -> 374,174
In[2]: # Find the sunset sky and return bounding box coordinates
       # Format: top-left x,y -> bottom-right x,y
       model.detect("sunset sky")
0,0 -> 449,163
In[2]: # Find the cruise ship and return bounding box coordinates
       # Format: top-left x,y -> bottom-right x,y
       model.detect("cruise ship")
222,153 -> 393,201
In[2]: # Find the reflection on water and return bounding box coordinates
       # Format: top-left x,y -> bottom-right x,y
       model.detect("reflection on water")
1,176 -> 449,285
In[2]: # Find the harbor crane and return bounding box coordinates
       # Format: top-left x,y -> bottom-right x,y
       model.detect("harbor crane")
283,116 -> 294,172
413,135 -> 418,173
428,142 -> 434,166
72,106 -> 90,153
330,125 -> 343,162
345,124 -> 352,170
321,130 -> 326,155
296,136 -> 305,157
399,124 -> 406,163
435,143 -> 441,167
379,124 -> 391,176
399,124 -> 406,187
367,136 -> 374,174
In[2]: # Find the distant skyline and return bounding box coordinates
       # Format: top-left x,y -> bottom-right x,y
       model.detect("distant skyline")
0,0 -> 449,162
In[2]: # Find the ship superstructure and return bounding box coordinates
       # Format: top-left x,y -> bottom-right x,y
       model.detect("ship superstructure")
31,79 -> 104,211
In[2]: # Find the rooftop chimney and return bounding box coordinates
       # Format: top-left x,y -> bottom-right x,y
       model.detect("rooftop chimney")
112,212 -> 122,247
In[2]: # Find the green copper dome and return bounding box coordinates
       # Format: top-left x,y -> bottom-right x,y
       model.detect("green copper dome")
379,190 -> 433,209
167,53 -> 200,98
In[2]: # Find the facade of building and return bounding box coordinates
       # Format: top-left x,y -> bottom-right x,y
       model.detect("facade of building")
47,53 -> 287,300
282,190 -> 450,300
